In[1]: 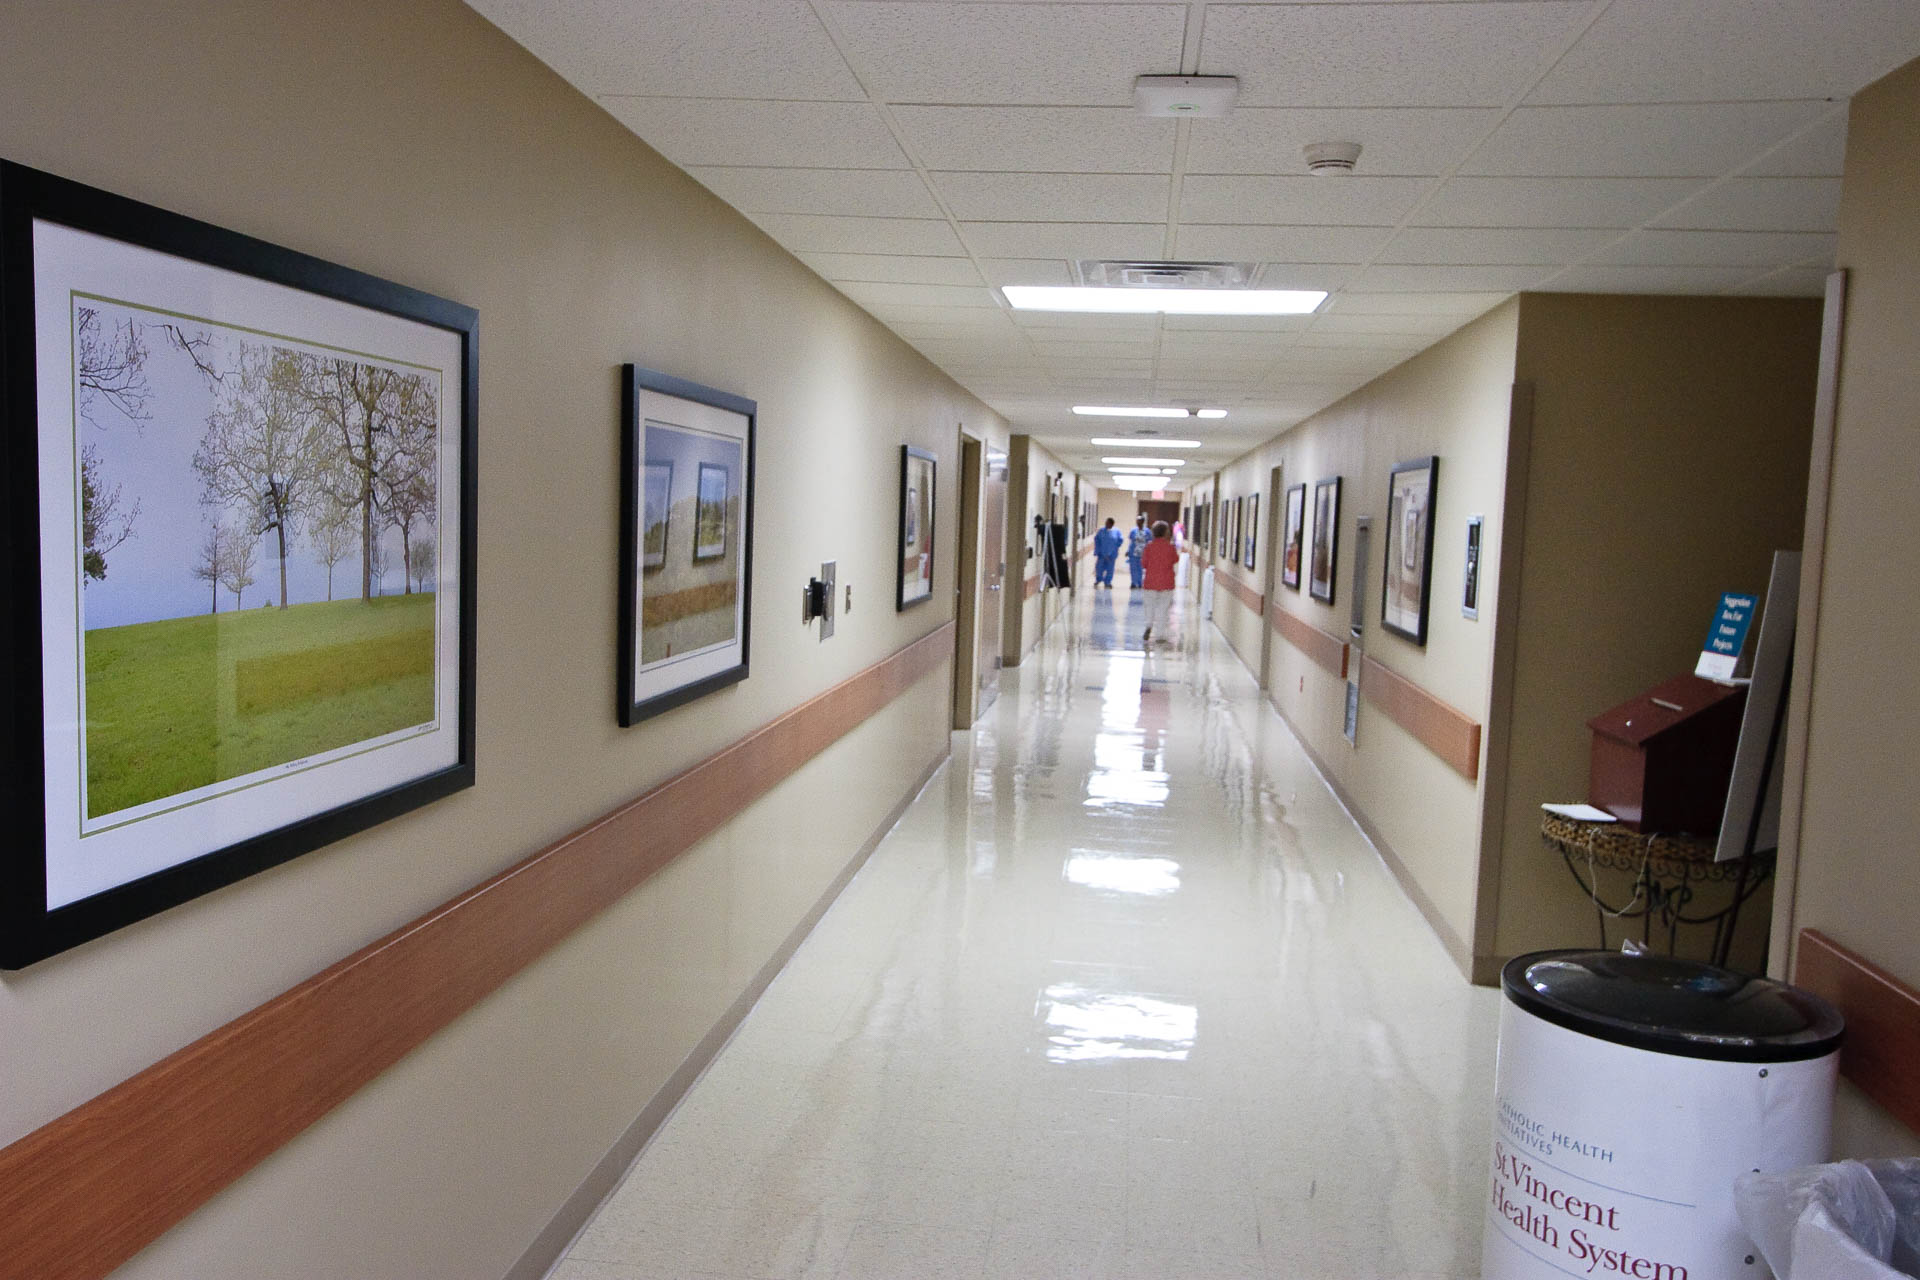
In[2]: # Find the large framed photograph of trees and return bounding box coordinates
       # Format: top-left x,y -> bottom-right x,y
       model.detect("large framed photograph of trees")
1382,456 -> 1439,645
898,446 -> 935,610
619,365 -> 755,726
1281,483 -> 1306,591
0,160 -> 478,967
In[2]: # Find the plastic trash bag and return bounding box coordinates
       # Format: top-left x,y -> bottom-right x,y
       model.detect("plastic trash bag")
1735,1159 -> 1920,1278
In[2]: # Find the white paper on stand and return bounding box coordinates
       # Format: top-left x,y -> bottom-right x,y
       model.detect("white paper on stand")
1542,803 -> 1617,822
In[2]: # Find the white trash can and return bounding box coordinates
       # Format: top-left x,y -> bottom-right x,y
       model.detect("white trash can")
1484,950 -> 1844,1280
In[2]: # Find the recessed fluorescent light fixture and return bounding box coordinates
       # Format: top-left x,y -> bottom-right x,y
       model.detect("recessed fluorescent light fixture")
1074,405 -> 1219,420
1089,437 -> 1204,448
1004,286 -> 1326,315
1111,476 -> 1170,491
1101,457 -> 1184,467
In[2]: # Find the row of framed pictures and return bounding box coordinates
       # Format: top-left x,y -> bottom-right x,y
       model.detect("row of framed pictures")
1279,457 -> 1441,645
1,159 -> 945,967
1209,493 -> 1260,571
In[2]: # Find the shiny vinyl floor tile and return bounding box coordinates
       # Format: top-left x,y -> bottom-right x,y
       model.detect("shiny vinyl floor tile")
554,586 -> 1501,1280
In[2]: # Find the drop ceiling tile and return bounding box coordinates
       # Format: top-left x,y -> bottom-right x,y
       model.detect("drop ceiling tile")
821,2 -> 1187,106
1375,227 -> 1622,265
1326,291 -> 1512,315
1184,108 -> 1499,177
978,258 -> 1076,288
1294,332 -> 1428,352
1649,179 -> 1843,233
685,168 -> 942,219
799,253 -> 986,286
1161,315 -> 1314,333
752,214 -> 966,256
1344,264 -> 1555,292
932,173 -> 1172,223
1312,312 -> 1467,336
1197,3 -> 1593,107
600,98 -> 908,169
838,281 -> 999,310
1029,340 -> 1159,358
865,304 -> 1018,328
1012,312 -> 1161,332
1723,268 -> 1832,297
469,0 -> 864,98
891,106 -> 1173,173
1543,264 -> 1761,293
960,222 -> 1167,260
1742,112 -> 1849,178
1588,229 -> 1837,269
1175,225 -> 1387,262
1414,177 -> 1707,229
1178,176 -> 1432,227
1461,102 -> 1832,178
1527,0 -> 1920,105
1159,329 -> 1294,348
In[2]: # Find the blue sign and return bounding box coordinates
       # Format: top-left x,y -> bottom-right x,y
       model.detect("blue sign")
1696,592 -> 1756,679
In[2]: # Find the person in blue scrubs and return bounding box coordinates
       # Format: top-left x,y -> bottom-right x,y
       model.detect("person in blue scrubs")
1126,515 -> 1151,589
1093,517 -> 1122,587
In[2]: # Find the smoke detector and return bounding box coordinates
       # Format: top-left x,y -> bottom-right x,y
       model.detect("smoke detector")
1133,75 -> 1239,118
1303,141 -> 1363,175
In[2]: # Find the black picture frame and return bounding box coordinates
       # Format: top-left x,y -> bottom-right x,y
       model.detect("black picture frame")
0,159 -> 479,968
1281,483 -> 1306,591
1310,477 -> 1341,605
1463,514 -> 1483,620
618,364 -> 755,726
898,445 -> 936,610
1244,492 -> 1260,570
1382,456 -> 1440,645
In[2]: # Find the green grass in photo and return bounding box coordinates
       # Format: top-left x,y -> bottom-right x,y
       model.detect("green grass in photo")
83,595 -> 436,820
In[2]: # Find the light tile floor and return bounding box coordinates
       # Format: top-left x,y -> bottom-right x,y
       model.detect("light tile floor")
554,585 -> 1501,1280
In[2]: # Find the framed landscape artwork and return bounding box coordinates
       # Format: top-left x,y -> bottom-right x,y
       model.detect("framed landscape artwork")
898,445 -> 935,610
1463,514 -> 1483,621
0,160 -> 478,967
619,364 -> 755,726
1383,456 -> 1439,644
1243,492 -> 1259,570
1310,477 -> 1341,604
1282,483 -> 1306,591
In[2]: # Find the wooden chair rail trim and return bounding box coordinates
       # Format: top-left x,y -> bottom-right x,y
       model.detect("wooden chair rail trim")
1268,606 -> 1349,680
1215,571 -> 1264,617
0,624 -> 955,1280
1795,928 -> 1920,1136
1358,655 -> 1482,782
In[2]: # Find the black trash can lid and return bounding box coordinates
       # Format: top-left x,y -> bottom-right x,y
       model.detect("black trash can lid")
1502,949 -> 1845,1063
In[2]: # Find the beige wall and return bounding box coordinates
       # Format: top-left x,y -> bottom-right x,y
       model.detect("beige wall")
1210,458 -> 1274,676
0,1 -> 1007,1274
1784,54 -> 1920,1155
1487,293 -> 1820,970
1249,302 -> 1521,968
1002,435 -> 1078,663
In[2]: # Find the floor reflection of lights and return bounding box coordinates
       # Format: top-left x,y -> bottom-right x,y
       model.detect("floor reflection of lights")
1064,851 -> 1181,896
1038,982 -> 1197,1063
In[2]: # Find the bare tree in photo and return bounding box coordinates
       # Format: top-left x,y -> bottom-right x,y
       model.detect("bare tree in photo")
408,533 -> 435,593
80,444 -> 139,583
219,530 -> 258,611
75,307 -> 153,427
194,343 -> 319,610
296,357 -> 438,602
191,522 -> 231,614
309,498 -> 357,602
380,449 -> 435,595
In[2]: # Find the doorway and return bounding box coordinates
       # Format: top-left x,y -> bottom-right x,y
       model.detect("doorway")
952,434 -> 1007,728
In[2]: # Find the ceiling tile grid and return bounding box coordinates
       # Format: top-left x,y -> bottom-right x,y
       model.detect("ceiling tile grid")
464,0 -> 1920,481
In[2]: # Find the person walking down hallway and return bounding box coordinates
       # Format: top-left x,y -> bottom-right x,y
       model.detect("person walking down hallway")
1093,517 -> 1122,587
1141,520 -> 1179,646
1126,514 -> 1151,590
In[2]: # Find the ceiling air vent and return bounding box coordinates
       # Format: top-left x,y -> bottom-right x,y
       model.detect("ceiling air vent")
1076,261 -> 1257,290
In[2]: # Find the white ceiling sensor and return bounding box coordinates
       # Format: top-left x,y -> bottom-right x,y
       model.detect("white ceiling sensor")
1133,75 -> 1239,119
1003,286 -> 1327,315
1088,437 -> 1205,448
1304,141 -> 1364,175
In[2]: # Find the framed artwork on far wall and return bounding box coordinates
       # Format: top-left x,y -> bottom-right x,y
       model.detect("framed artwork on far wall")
1281,483 -> 1306,591
619,364 -> 755,726
1309,477 -> 1341,604
0,159 -> 478,968
898,446 -> 936,610
1462,514 -> 1483,620
1382,456 -> 1440,645
1244,492 -> 1260,570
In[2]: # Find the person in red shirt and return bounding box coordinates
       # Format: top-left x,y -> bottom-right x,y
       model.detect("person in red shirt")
1140,520 -> 1179,646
